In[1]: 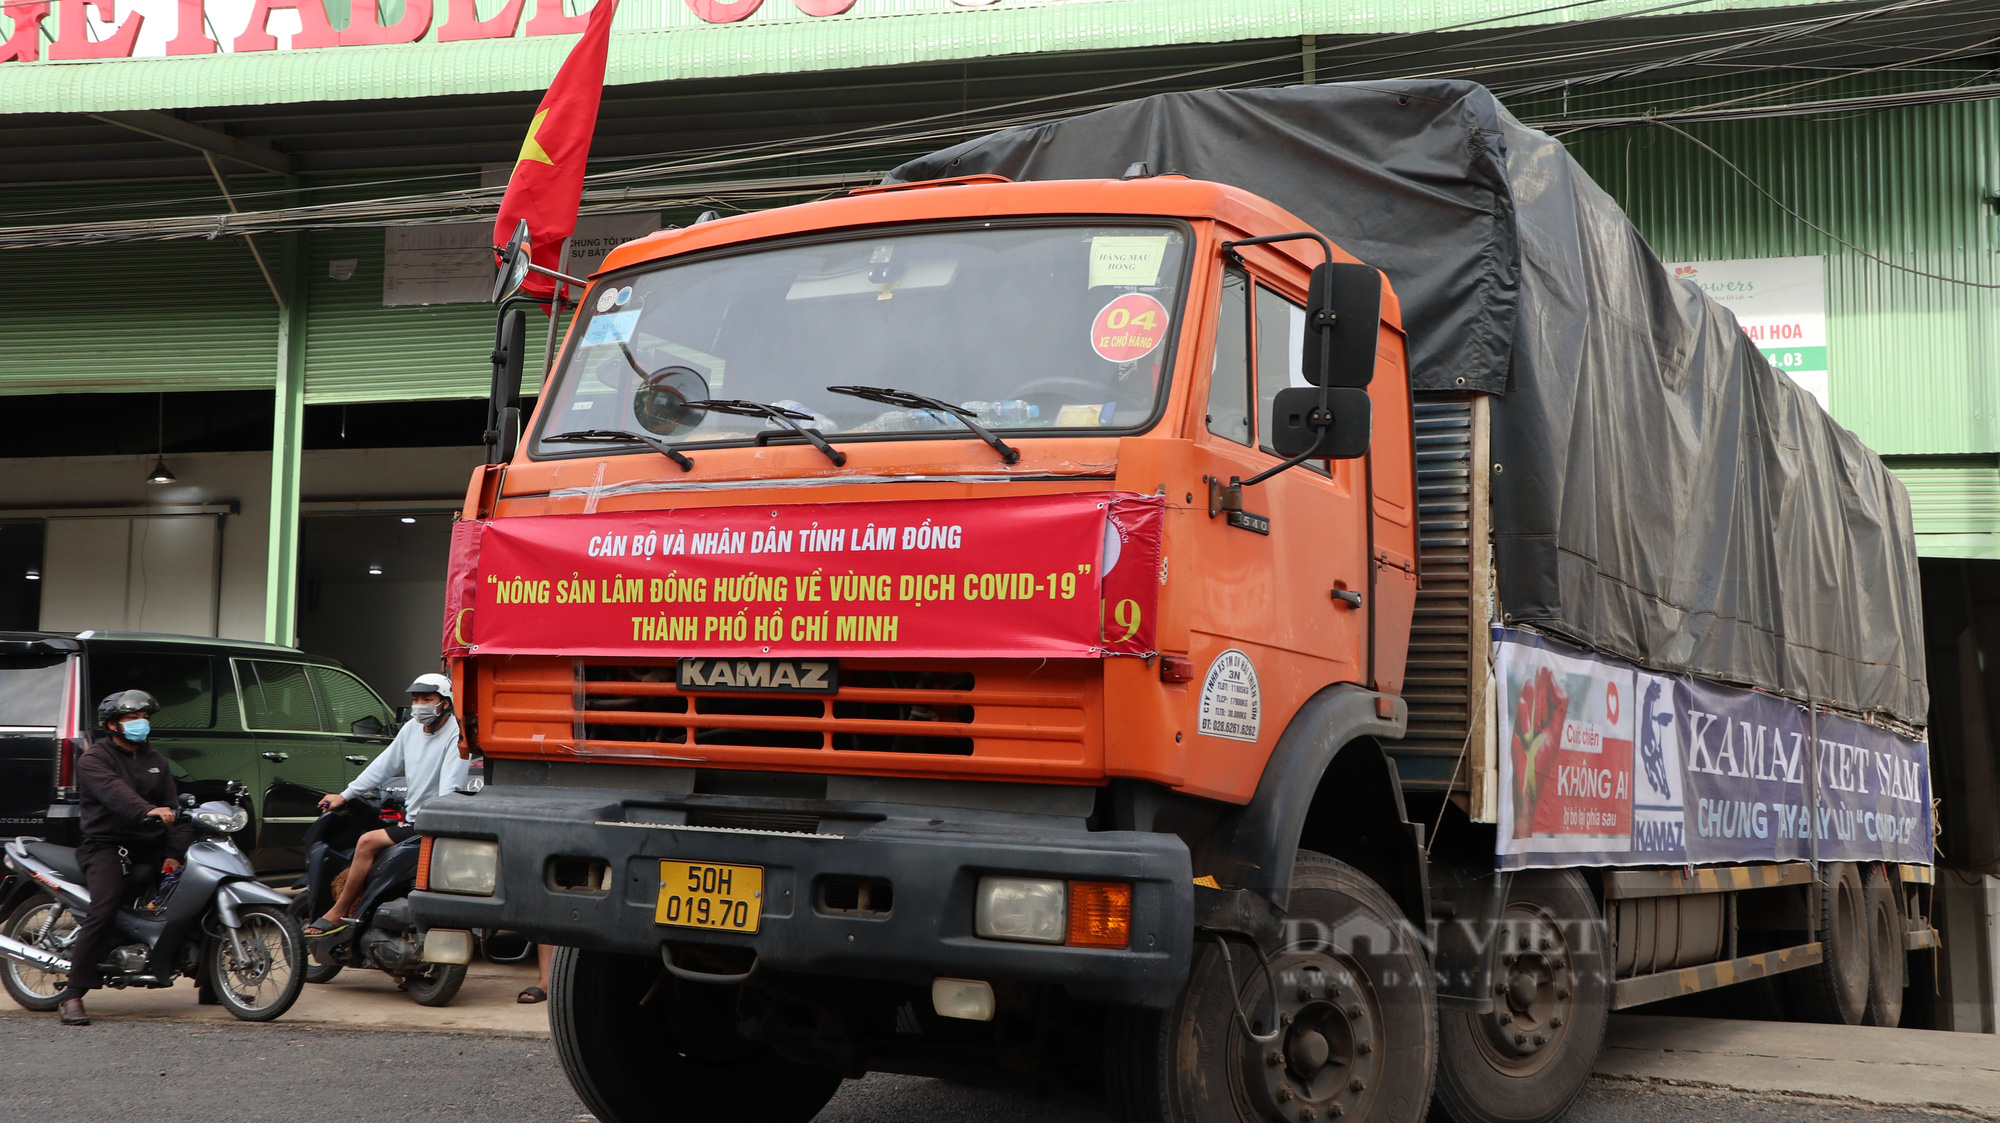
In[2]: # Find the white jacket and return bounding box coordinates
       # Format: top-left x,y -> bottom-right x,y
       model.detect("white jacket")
343,714 -> 469,814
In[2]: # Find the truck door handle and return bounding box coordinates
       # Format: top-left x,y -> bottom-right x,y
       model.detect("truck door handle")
261,752 -> 289,762
1331,589 -> 1363,608
345,755 -> 369,765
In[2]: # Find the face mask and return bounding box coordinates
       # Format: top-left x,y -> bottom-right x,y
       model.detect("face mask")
121,717 -> 151,742
411,704 -> 441,724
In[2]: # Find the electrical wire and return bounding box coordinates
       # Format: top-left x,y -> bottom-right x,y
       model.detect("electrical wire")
1642,120 -> 2000,290
6,0 -> 2000,247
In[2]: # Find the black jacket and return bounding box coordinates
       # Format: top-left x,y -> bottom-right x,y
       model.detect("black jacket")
76,737 -> 191,852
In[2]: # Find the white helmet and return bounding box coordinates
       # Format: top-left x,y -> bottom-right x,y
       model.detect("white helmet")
407,672 -> 453,700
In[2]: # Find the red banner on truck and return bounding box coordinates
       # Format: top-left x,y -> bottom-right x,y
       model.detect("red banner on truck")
443,493 -> 1163,660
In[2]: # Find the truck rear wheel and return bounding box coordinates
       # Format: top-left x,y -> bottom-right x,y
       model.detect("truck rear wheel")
1862,865 -> 1905,1028
1785,862 -> 1869,1025
548,945 -> 842,1123
1430,870 -> 1608,1123
1105,851 -> 1435,1123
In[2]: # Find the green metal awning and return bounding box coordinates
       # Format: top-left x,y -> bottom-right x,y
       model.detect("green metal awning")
0,0 -> 1848,115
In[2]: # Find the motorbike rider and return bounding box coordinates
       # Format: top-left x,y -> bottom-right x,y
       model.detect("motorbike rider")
306,673 -> 467,939
57,690 -> 194,1027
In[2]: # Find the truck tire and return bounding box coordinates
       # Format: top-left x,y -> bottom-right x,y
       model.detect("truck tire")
1105,851 -> 1435,1123
1784,862 -> 1868,1025
549,945 -> 842,1123
1430,870 -> 1607,1123
1862,865 -> 1905,1028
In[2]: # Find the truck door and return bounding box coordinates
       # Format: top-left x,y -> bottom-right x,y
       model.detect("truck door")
1186,267 -> 1373,792
236,658 -> 351,871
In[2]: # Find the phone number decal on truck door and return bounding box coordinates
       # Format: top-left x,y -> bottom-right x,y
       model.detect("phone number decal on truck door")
443,492 -> 1162,660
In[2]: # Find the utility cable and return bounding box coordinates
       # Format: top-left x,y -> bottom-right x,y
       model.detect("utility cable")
1648,120 -> 2000,290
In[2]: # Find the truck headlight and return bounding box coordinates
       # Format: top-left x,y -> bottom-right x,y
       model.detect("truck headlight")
974,876 -> 1066,943
427,837 -> 499,896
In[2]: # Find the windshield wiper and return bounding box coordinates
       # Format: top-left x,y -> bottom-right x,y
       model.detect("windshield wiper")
542,429 -> 694,472
688,399 -> 848,466
825,385 -> 1020,465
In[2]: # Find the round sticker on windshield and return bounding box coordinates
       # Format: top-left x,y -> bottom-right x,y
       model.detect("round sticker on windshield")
1090,293 -> 1169,363
595,288 -> 619,313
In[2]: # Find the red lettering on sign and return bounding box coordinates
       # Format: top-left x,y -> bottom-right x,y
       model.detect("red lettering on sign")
684,0 -> 762,21
524,0 -> 588,34
232,0 -> 339,51
439,0 -> 526,40
50,0 -> 143,59
164,0 -> 217,54
0,2 -> 50,62
342,0 -> 433,44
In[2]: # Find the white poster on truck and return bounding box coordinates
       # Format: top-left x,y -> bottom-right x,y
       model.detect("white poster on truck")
1664,255 -> 1829,411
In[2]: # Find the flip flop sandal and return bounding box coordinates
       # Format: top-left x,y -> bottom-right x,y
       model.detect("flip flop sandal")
518,986 -> 548,1004
304,916 -> 350,939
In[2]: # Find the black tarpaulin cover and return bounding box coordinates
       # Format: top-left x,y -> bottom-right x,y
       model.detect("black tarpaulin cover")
889,80 -> 1928,725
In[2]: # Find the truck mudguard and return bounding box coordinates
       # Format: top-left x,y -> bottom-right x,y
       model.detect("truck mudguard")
1196,684 -> 1426,925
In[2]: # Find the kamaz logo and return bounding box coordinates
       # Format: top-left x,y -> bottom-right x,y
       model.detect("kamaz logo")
677,658 -> 836,694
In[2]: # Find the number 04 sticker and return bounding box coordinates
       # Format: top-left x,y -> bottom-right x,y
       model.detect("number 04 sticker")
1090,293 -> 1170,363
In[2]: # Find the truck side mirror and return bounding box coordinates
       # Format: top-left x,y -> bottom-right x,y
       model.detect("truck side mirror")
491,219 -> 533,305
1302,262 -> 1383,388
1268,386 -> 1371,460
484,308 -> 528,465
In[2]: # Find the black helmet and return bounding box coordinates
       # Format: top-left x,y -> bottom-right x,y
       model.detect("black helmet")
97,689 -> 160,728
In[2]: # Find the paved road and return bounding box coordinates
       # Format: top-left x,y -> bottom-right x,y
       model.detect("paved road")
0,1019 -> 1972,1123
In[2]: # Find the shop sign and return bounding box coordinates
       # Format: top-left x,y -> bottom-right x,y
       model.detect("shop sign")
1495,627 -> 1931,870
379,212 -> 658,307
442,492 -> 1164,660
1666,254 -> 1830,411
0,0 -> 1105,64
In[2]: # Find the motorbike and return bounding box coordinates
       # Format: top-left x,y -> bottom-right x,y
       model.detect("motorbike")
290,779 -> 467,1006
0,784 -> 306,1022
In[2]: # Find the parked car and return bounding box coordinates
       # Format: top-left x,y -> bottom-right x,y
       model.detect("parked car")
0,631 -> 397,875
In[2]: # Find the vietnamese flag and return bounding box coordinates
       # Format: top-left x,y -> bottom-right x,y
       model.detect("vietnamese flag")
494,0 -> 618,299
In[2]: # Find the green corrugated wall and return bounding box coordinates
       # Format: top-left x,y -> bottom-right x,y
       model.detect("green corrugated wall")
0,182 -> 286,395
1549,75 -> 2000,556
1554,78 -> 2000,456
301,224 -> 500,404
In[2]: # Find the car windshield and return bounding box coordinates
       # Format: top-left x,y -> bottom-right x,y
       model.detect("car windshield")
533,223 -> 1188,456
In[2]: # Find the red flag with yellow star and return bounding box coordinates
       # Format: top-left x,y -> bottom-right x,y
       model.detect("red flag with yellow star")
494,0 -> 618,299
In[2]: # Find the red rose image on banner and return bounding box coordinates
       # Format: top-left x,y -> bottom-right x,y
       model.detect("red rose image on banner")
1511,665 -> 1570,839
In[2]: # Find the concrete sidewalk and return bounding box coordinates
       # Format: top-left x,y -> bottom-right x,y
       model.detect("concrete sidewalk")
1599,1014 -> 2000,1117
0,960 -> 551,1036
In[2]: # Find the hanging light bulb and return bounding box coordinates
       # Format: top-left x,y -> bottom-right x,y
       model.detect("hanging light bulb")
146,392 -> 176,485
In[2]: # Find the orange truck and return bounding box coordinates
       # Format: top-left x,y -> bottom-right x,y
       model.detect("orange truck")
412,83 -> 1938,1123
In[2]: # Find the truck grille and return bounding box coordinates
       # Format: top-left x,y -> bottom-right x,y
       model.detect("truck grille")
477,657 -> 1100,779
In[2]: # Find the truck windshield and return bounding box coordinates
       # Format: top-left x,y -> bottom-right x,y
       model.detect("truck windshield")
533,223 -> 1188,458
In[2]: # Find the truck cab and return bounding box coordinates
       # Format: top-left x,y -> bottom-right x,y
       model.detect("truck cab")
414,175 -> 1439,1123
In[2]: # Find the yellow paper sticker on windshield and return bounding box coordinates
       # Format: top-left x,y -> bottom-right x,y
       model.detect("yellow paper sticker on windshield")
1089,236 -> 1169,288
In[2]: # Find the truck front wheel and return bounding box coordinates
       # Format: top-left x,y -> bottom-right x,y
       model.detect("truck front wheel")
549,945 -> 843,1123
1430,869 -> 1608,1123
1105,852 -> 1436,1123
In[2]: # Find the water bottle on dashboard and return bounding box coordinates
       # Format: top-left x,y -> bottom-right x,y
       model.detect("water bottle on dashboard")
960,400 -> 1040,424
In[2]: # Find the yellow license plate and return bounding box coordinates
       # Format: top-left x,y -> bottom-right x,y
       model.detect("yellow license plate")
655,861 -> 764,933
